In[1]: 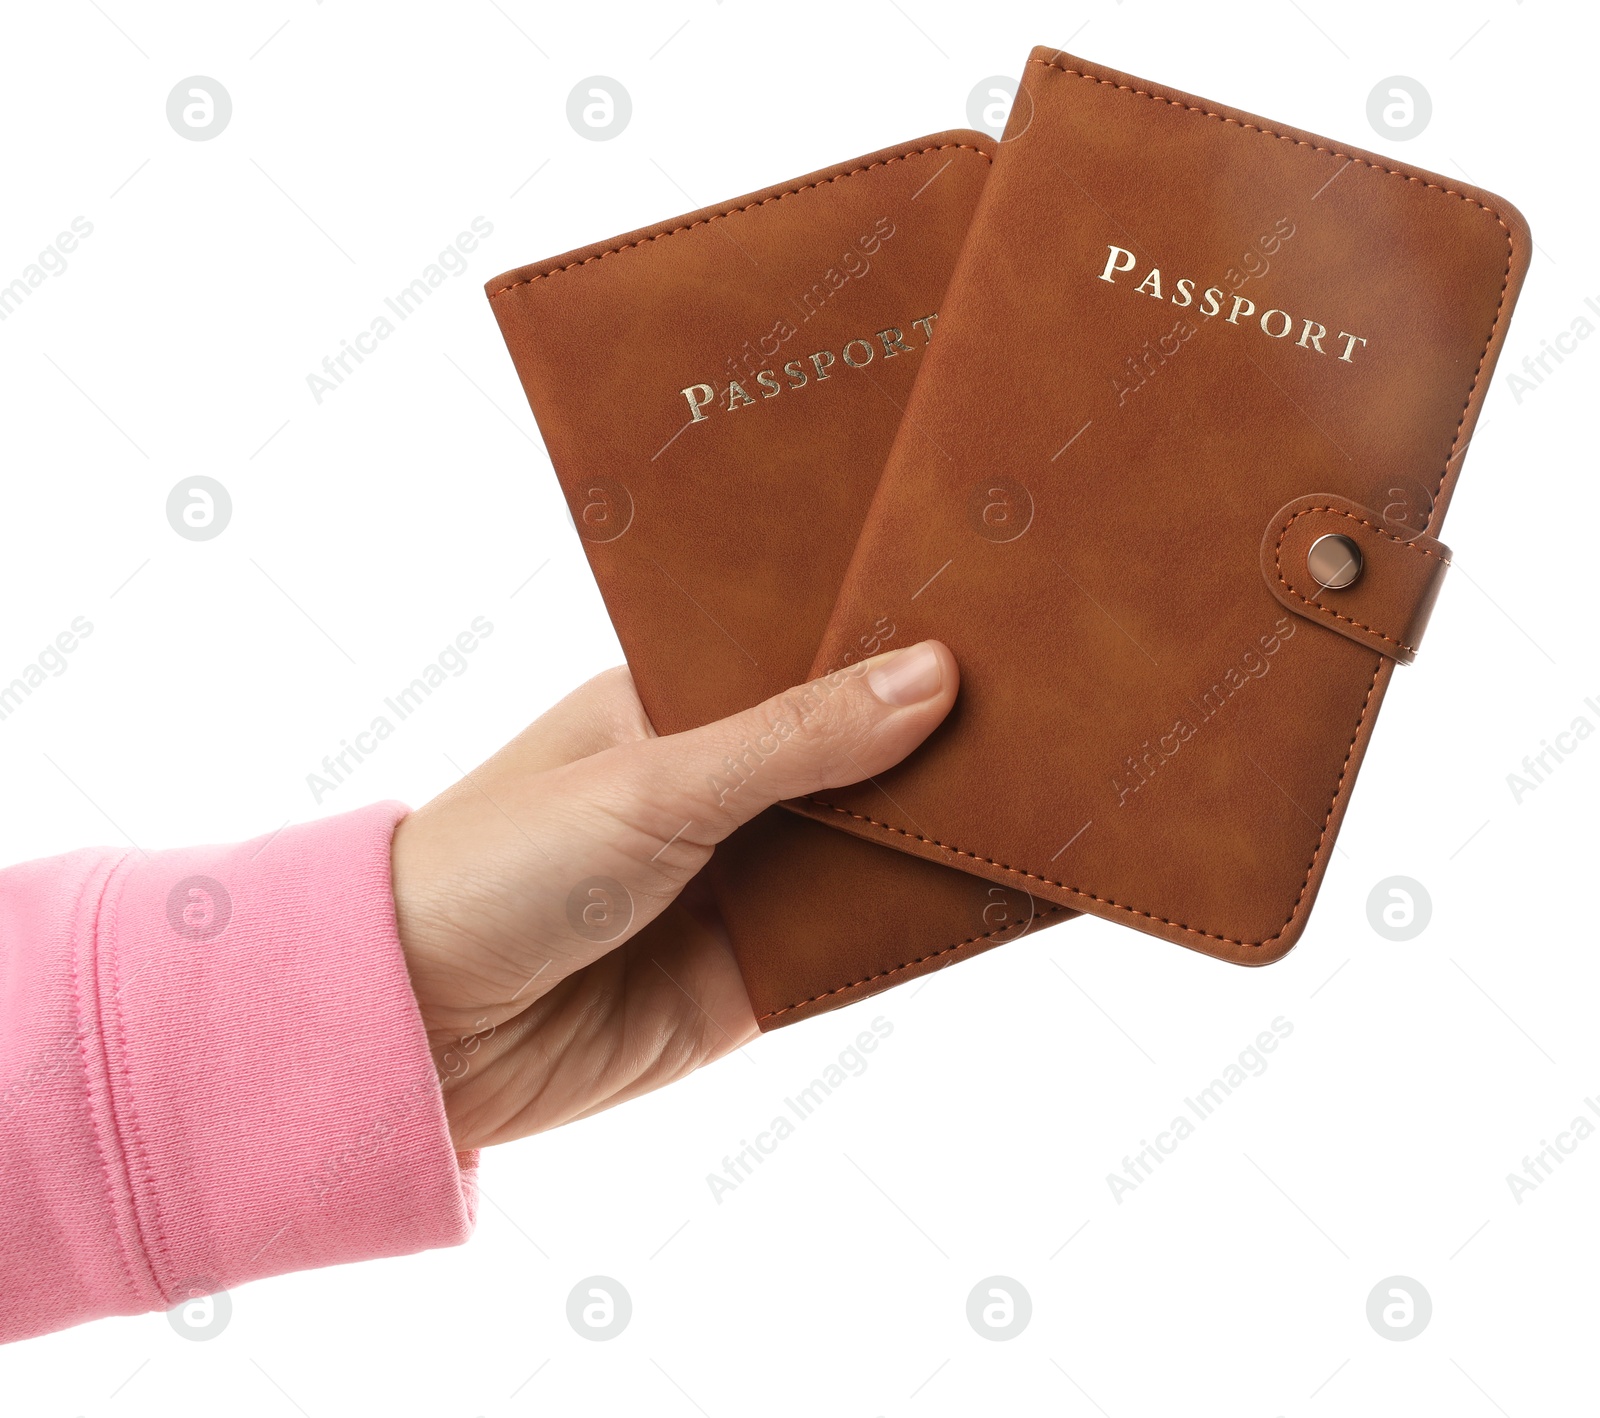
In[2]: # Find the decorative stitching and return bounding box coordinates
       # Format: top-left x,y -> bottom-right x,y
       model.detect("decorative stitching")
71,851 -> 158,1306
1028,58 -> 1508,225
497,133 -> 1026,1020
1272,504 -> 1448,654
487,142 -> 994,298
758,904 -> 1069,1023
804,56 -> 1516,950
809,665 -> 1382,951
106,854 -> 174,1300
489,136 -> 1011,1024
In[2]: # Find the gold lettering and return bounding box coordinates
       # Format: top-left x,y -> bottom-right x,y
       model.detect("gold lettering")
1336,331 -> 1369,363
1260,309 -> 1293,338
1100,245 -> 1137,282
1091,228 -> 1365,367
676,310 -> 943,432
681,383 -> 715,422
876,326 -> 914,358
842,338 -> 874,368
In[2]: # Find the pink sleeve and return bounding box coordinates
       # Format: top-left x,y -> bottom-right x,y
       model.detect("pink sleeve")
0,801 -> 477,1345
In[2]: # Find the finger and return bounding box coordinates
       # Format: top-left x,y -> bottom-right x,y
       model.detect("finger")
458,665 -> 657,792
523,664 -> 658,761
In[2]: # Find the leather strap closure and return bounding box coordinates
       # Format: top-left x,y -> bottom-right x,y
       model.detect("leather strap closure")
1260,493 -> 1450,665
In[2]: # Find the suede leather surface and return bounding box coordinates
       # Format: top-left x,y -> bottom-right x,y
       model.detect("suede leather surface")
789,50 -> 1529,964
487,132 -> 1069,1027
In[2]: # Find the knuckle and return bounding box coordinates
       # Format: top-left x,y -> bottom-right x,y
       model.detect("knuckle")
769,665 -> 875,746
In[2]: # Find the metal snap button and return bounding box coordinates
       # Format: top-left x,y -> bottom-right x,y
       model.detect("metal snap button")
1307,532 -> 1363,590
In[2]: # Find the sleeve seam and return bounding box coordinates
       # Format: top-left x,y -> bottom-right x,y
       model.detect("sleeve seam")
73,849 -> 167,1309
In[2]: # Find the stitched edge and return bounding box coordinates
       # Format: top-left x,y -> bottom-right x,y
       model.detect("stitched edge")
1271,505 -> 1448,654
807,659 -> 1378,951
757,903 -> 1069,1023
1029,58 -> 1507,220
804,57 -> 1516,951
486,142 -> 994,298
72,850 -> 161,1307
496,134 -> 1018,1022
106,850 -> 174,1299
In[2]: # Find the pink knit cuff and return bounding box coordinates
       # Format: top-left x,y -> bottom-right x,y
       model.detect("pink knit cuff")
0,801 -> 476,1343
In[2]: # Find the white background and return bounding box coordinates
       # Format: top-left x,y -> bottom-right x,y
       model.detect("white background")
1,1 -> 1595,1413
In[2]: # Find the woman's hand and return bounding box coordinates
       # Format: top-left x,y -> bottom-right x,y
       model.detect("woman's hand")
389,641 -> 957,1150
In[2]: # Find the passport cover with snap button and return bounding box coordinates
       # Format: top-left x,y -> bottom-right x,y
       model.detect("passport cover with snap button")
485,132 -> 1071,1028
788,50 -> 1530,965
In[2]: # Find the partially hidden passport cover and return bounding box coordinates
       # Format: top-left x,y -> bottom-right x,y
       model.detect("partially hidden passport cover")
486,133 -> 1070,1028
790,50 -> 1530,964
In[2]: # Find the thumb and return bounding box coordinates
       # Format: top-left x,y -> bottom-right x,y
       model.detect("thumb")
389,642 -> 959,1036
595,639 -> 958,852
663,639 -> 957,837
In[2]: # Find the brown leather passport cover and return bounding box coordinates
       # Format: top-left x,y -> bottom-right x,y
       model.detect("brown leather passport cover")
486,133 -> 1067,1028
790,50 -> 1530,964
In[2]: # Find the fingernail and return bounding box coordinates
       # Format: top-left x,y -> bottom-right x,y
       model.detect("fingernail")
867,642 -> 943,707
